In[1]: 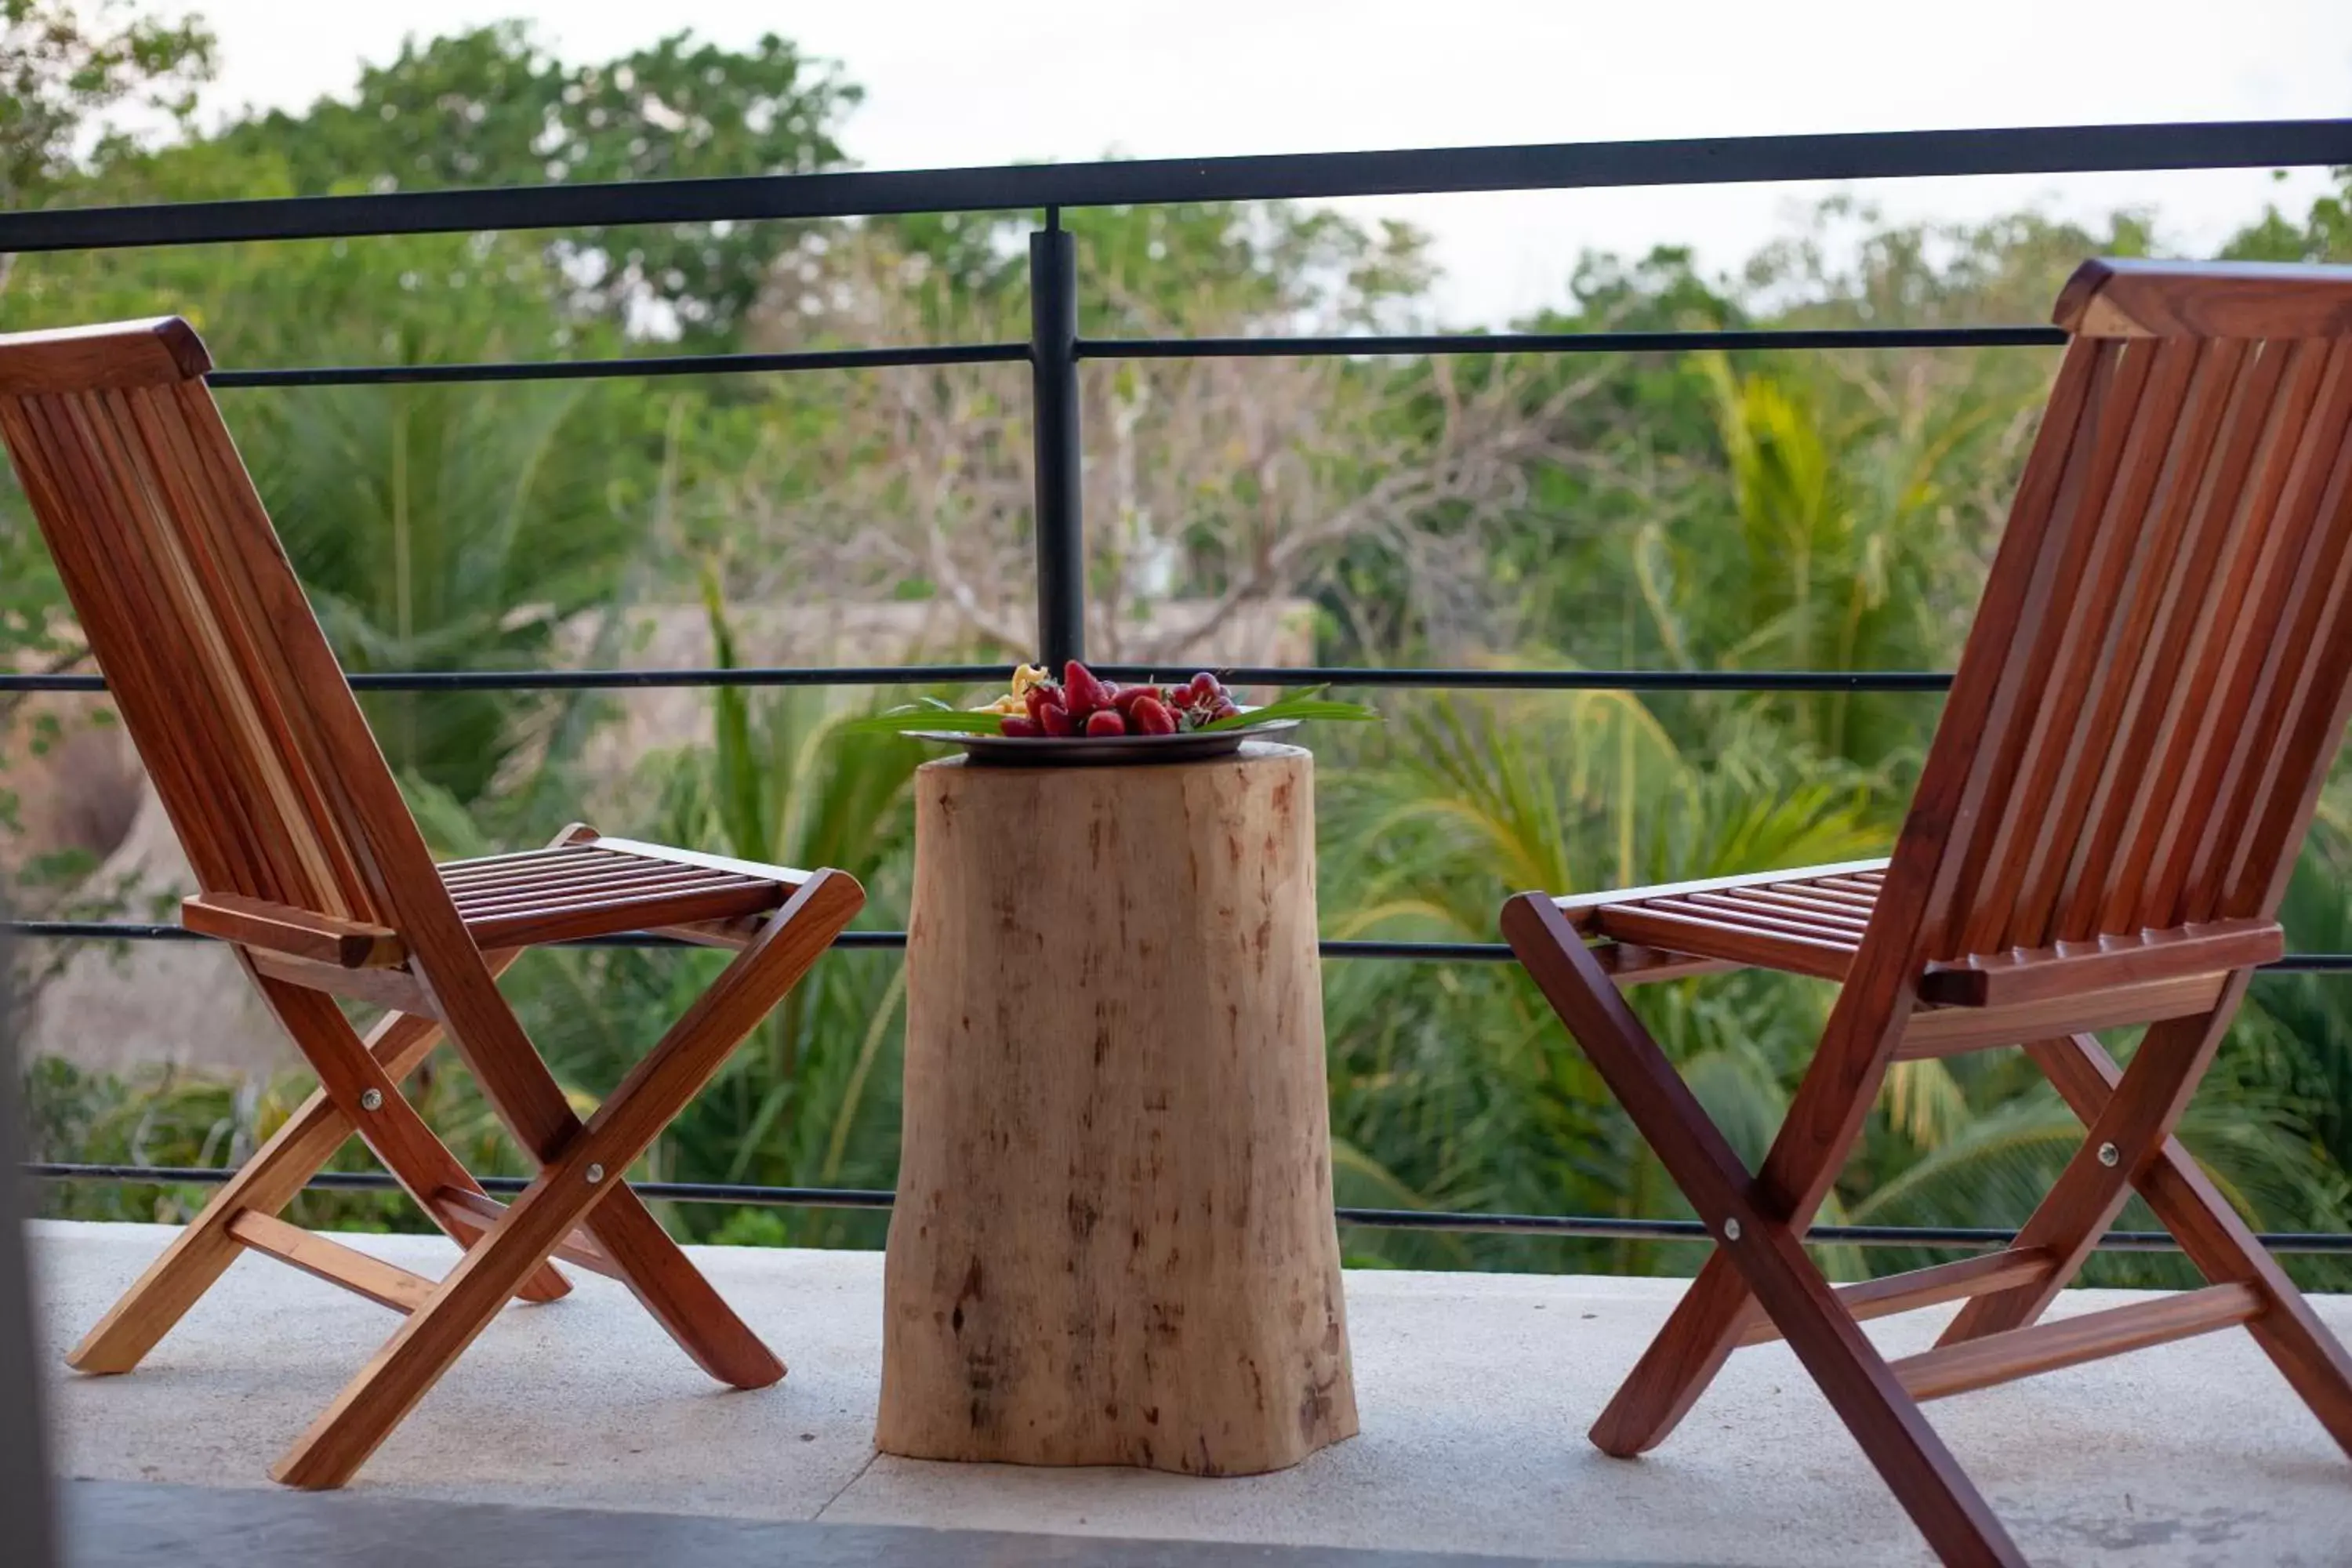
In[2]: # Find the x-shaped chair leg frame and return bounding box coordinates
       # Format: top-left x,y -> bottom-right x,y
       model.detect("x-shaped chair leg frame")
1508,896 -> 2024,1564
1506,895 -> 2352,1566
267,867 -> 862,1488
2016,1031 -> 2352,1454
67,949 -> 550,1376
71,856 -> 862,1491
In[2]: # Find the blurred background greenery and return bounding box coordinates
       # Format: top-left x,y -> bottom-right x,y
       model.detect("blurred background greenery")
8,3 -> 2352,1289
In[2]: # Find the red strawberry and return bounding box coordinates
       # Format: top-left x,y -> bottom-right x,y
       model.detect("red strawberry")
1131,695 -> 1177,735
1037,700 -> 1076,736
1062,661 -> 1113,717
1024,683 -> 1058,724
1084,709 -> 1127,737
1111,684 -> 1161,715
1000,715 -> 1043,738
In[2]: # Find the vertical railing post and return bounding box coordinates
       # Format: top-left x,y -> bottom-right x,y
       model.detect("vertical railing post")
1029,207 -> 1084,667
0,913 -> 55,1568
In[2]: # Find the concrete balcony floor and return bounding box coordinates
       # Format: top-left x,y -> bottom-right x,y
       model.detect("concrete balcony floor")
27,1221 -> 2352,1567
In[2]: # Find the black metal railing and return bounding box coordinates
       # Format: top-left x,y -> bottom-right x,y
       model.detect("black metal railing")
8,118 -> 2352,1254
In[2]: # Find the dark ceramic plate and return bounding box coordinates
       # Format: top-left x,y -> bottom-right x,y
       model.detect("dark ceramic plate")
902,716 -> 1299,766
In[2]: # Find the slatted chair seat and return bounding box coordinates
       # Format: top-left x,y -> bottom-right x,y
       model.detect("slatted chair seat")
1502,260 -> 2352,1567
1565,860 -> 1889,982
0,317 -> 868,1492
440,838 -> 798,950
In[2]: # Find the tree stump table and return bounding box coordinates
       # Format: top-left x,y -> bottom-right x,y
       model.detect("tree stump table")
877,741 -> 1358,1475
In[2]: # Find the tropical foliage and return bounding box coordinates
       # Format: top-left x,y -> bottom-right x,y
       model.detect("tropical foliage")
12,9 -> 2352,1290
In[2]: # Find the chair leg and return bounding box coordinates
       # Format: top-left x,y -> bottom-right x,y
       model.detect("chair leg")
1938,986 -> 2245,1348
1501,895 -> 2027,1567
67,964 -> 538,1376
272,872 -> 861,1490
1588,1251 -> 1751,1455
271,1130 -> 623,1490
2027,1033 -> 2352,1457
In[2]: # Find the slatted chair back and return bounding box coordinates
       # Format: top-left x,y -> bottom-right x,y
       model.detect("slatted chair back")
0,319 -> 426,928
1871,260 -> 2352,988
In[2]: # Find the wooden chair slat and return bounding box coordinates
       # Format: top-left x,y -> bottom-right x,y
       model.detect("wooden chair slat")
1928,337 -> 2126,960
1893,1283 -> 2260,1403
2146,339 -> 2349,925
438,849 -> 632,889
1590,904 -> 1856,982
2043,339 -> 2252,942
2221,362 -> 2352,914
1675,892 -> 1870,938
465,883 -> 793,952
1994,337 -> 2199,948
445,862 -> 762,912
1548,857 -> 1889,919
2104,340 -> 2300,931
1707,887 -> 1873,929
1733,1249 -> 2055,1348
1951,337 -> 2155,953
126,383 -> 382,915
1769,883 -> 1877,911
2187,339 -> 2352,916
12,394 -> 263,891
84,387 -> 355,911
226,1210 -> 437,1316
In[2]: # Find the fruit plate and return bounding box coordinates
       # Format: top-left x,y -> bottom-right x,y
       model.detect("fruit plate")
906,715 -> 1300,766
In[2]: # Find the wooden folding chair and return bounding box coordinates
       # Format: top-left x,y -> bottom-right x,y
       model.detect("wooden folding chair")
0,318 -> 866,1490
1502,260 -> 2352,1566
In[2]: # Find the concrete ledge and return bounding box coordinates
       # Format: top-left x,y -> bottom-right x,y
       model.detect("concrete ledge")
60,1479 -> 1640,1568
28,1221 -> 2352,1566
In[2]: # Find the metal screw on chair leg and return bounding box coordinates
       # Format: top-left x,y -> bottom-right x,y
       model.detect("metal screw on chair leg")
2097,1142 -> 2120,1167
585,1163 -> 605,1185
358,1089 -> 382,1112
1722,1218 -> 1742,1242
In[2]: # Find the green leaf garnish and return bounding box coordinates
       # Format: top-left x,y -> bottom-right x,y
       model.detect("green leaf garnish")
839,705 -> 1009,735
1199,691 -> 1381,731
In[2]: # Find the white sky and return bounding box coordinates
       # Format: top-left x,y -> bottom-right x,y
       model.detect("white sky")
179,0 -> 2352,325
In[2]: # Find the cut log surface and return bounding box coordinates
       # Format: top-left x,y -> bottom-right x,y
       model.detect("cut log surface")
878,742 -> 1357,1474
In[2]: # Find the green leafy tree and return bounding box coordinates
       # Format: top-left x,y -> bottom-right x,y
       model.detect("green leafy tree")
214,24 -> 860,347
0,0 -> 215,276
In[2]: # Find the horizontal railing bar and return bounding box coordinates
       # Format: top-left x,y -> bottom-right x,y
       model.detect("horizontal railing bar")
178,327 -> 2063,393
0,665 -> 1957,695
26,1163 -> 2352,1254
0,664 -> 1021,695
13,920 -> 2352,973
205,343 -> 1029,389
1,921 -> 909,949
1103,666 -> 1958,692
1080,325 -> 2068,359
4,120 -> 2347,254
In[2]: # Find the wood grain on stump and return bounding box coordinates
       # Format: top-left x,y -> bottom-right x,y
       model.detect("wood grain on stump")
877,741 -> 1357,1474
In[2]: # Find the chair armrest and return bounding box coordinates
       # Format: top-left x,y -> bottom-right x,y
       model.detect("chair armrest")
1918,918 -> 2283,1008
182,893 -> 408,969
